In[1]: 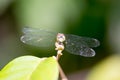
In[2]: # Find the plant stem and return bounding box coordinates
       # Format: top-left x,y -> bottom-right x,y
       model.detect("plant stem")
56,53 -> 62,60
58,62 -> 68,80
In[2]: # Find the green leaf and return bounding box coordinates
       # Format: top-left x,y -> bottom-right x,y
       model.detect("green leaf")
30,56 -> 59,80
0,56 -> 59,80
86,55 -> 120,80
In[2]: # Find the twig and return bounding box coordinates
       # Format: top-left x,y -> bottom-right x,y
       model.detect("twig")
58,62 -> 68,80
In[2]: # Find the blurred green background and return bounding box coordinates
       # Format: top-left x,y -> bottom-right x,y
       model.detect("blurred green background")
0,0 -> 120,80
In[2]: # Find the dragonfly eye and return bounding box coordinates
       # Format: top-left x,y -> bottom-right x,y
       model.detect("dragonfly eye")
57,33 -> 66,42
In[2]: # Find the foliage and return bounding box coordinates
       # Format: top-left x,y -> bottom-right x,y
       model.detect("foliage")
0,56 -> 59,80
86,55 -> 120,80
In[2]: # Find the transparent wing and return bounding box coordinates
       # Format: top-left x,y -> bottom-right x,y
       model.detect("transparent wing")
64,34 -> 100,57
21,27 -> 56,47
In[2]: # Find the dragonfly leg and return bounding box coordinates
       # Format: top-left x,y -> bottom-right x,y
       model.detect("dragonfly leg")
55,42 -> 64,60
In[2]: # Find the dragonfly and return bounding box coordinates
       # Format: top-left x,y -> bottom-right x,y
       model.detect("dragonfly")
21,27 -> 100,57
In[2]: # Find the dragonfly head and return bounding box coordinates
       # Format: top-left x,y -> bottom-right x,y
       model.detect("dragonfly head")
56,33 -> 66,42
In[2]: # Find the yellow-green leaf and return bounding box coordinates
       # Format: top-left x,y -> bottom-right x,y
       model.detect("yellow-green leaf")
30,56 -> 59,80
86,55 -> 120,80
0,56 -> 59,80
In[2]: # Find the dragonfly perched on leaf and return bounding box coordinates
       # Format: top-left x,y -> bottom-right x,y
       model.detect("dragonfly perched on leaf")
21,27 -> 100,57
